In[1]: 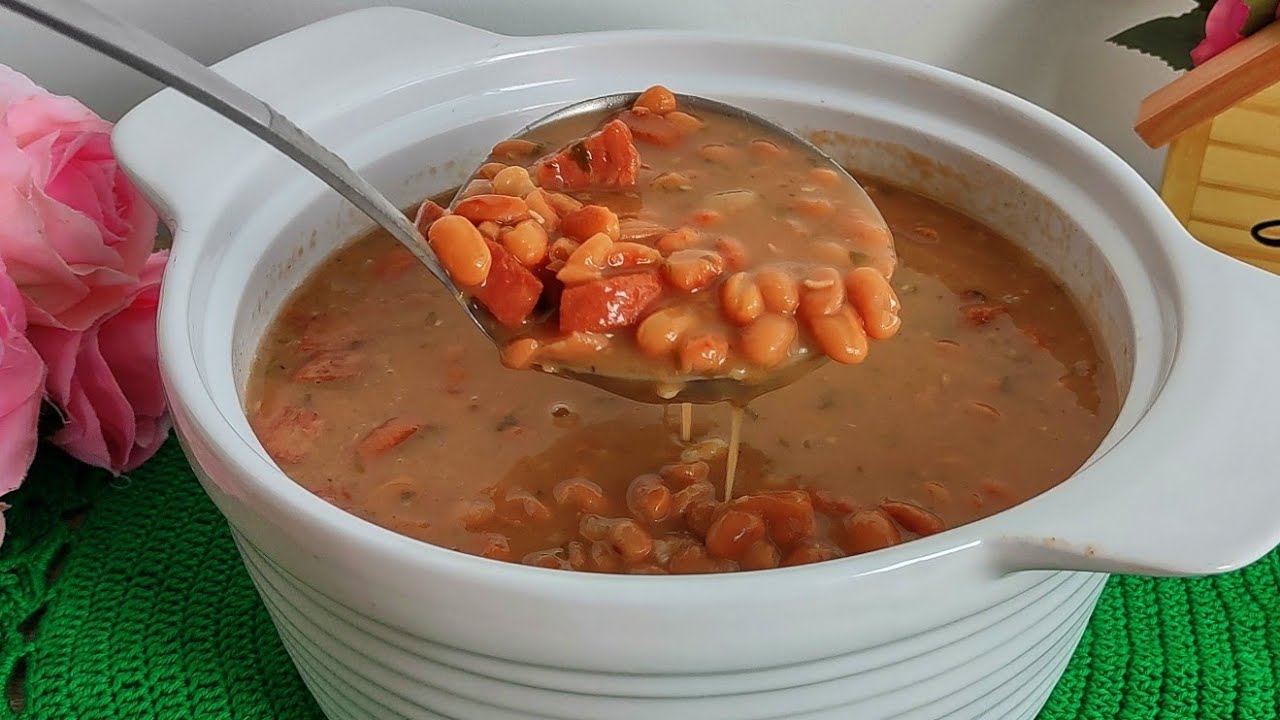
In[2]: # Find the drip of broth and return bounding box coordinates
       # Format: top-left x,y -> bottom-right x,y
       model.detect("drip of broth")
724,406 -> 744,500
669,403 -> 742,500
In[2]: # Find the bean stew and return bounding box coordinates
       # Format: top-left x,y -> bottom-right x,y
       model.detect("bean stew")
245,177 -> 1119,574
419,87 -> 900,392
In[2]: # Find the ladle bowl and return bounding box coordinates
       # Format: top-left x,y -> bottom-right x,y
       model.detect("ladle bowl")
453,91 -> 891,405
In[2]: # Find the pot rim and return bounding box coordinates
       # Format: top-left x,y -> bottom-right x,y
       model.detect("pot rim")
115,7 -> 1280,596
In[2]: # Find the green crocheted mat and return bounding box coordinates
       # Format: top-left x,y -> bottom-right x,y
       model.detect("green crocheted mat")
2,437 -> 1278,720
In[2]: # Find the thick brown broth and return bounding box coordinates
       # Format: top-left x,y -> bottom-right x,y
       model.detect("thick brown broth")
246,179 -> 1119,573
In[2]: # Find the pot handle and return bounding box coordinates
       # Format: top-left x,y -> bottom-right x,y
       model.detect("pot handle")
990,247 -> 1280,577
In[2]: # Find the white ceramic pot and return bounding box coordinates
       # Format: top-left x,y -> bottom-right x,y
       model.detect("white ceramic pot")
112,9 -> 1280,720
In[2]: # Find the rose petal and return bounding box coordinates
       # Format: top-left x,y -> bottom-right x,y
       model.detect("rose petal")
0,260 -> 46,496
0,362 -> 44,496
0,64 -> 43,111
1192,0 -> 1253,65
0,321 -> 43,414
28,250 -> 170,474
122,412 -> 172,473
97,251 -> 167,419
45,134 -> 116,231
49,375 -> 113,471
2,83 -> 112,147
38,334 -> 109,469
0,66 -> 158,331
72,329 -> 136,469
29,323 -> 128,472
0,166 -> 149,330
0,253 -> 25,330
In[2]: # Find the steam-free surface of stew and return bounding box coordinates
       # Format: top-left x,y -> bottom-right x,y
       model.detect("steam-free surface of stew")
419,87 -> 899,391
246,179 -> 1119,574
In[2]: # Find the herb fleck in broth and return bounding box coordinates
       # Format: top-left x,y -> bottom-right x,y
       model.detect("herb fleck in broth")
245,179 -> 1118,573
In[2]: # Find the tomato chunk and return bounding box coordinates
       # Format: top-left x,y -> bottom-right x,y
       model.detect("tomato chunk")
298,315 -> 359,354
254,404 -> 323,464
729,490 -> 817,547
357,417 -> 423,460
559,272 -> 664,333
535,119 -> 640,191
472,240 -> 544,328
808,488 -> 858,516
618,110 -> 682,147
293,351 -> 362,383
594,119 -> 641,186
373,246 -> 418,280
413,199 -> 446,235
962,303 -> 1006,327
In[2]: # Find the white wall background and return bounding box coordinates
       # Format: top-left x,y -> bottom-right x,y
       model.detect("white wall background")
0,0 -> 1187,184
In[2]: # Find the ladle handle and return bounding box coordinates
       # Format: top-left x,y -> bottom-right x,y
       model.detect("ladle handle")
0,0 -> 449,287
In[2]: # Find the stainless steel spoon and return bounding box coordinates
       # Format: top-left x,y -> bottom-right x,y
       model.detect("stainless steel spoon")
5,0 -> 889,406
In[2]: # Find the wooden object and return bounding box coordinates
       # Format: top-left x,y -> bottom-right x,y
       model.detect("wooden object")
1137,22 -> 1280,275
1136,21 -> 1280,148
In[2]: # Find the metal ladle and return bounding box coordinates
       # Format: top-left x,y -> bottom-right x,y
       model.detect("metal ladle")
5,0 -> 891,406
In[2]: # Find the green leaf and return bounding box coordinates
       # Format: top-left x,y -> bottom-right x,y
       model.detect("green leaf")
1107,9 -> 1209,71
1242,0 -> 1280,35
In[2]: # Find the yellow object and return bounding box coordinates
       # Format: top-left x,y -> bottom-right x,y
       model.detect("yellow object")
1161,83 -> 1280,274
1136,24 -> 1280,275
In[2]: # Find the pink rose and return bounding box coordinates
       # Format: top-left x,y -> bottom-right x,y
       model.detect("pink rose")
1192,0 -> 1280,65
0,64 -> 157,331
0,257 -> 46,495
28,251 -> 170,474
